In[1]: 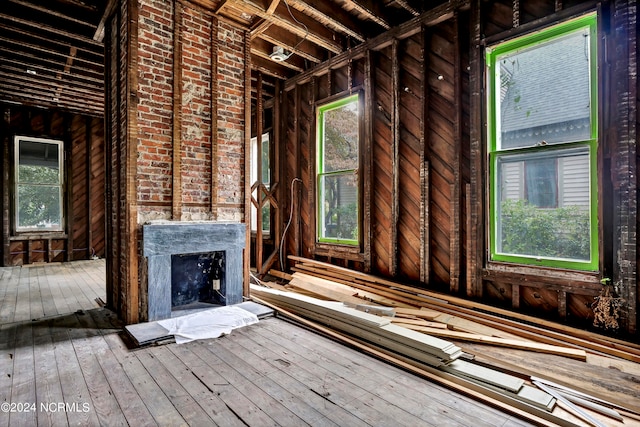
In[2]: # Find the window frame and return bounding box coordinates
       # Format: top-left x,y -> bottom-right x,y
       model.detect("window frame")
316,93 -> 361,246
14,135 -> 65,233
486,13 -> 599,271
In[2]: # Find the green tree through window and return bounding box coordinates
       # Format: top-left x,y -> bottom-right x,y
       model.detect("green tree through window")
317,94 -> 360,245
15,137 -> 64,231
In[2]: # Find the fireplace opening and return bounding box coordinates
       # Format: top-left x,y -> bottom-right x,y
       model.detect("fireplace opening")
171,251 -> 225,309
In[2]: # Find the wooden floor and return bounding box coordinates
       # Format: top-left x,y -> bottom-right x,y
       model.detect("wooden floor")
0,260 -> 532,426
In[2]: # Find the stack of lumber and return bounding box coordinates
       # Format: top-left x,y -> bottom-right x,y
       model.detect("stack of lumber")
250,286 -> 461,366
252,256 -> 640,427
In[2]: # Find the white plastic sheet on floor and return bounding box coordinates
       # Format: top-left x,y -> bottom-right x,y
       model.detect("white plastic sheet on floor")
157,305 -> 259,344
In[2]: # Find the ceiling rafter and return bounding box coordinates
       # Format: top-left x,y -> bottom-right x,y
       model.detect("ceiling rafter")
345,0 -> 391,30
0,13 -> 103,47
7,0 -> 98,29
285,0 -> 366,42
0,36 -> 104,69
257,27 -> 324,63
228,0 -> 344,54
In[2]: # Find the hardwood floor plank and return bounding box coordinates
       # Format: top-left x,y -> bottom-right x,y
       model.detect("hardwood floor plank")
260,318 -> 519,427
193,339 -> 310,425
35,266 -> 57,319
32,319 -> 70,427
181,341 -> 281,426
230,326 -> 374,427
85,309 -> 159,426
136,350 -> 217,426
150,345 -> 246,427
101,332 -> 187,427
45,264 -> 73,317
0,323 -> 18,427
48,314 -> 101,426
215,334 -> 340,426
8,322 -> 37,426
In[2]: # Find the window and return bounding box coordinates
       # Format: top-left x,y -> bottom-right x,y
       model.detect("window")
250,132 -> 271,235
486,14 -> 598,270
317,94 -> 360,245
14,136 -> 64,232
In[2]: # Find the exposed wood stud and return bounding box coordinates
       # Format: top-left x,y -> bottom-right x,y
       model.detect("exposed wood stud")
307,78 -> 317,257
255,72 -> 264,272
172,0 -> 183,220
450,14 -> 462,293
467,0 -> 483,298
421,26 -> 430,284
85,116 -> 93,259
126,0 -> 140,324
244,29 -> 252,298
555,0 -> 562,13
512,283 -> 520,309
210,15 -> 219,218
363,50 -> 373,273
558,290 -> 567,320
293,85 -> 301,260
65,114 -> 73,263
390,38 -> 400,277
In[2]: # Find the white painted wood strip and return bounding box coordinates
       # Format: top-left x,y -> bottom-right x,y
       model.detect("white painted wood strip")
441,360 -> 525,393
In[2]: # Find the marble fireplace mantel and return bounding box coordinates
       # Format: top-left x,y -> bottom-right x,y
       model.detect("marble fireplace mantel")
142,221 -> 246,321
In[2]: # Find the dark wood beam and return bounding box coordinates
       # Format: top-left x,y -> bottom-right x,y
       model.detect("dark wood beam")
229,0 -> 343,53
285,0 -> 468,90
286,0 -> 366,42
0,59 -> 103,85
251,38 -> 305,72
0,13 -> 103,47
0,48 -> 103,79
394,0 -> 420,17
0,72 -> 103,102
346,0 -> 391,30
0,36 -> 104,69
1,24 -> 103,58
258,26 -> 324,63
7,0 -> 98,29
251,55 -> 295,80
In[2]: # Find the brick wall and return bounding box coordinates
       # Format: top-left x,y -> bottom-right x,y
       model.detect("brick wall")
136,0 -> 246,223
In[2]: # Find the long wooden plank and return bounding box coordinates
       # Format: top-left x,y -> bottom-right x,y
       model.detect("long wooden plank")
400,325 -> 587,360
289,256 -> 640,361
251,296 -> 580,427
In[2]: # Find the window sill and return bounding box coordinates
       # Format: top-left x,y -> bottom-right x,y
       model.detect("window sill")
483,262 -> 602,294
314,242 -> 363,262
10,232 -> 68,241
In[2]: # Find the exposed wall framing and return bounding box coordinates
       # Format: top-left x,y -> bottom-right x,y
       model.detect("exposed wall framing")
275,0 -> 640,335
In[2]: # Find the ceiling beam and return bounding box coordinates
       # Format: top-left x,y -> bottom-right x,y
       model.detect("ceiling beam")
0,36 -> 103,69
393,0 -> 420,17
1,24 -> 103,58
0,63 -> 103,92
258,25 -> 324,63
251,38 -> 305,72
0,13 -> 103,47
346,0 -> 391,30
250,55 -> 295,80
7,0 -> 97,29
285,0 -> 366,42
228,0 -> 343,53
0,57 -> 104,85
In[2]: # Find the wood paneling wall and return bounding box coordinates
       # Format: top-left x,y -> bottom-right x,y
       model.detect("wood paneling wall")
278,0 -> 640,335
0,105 -> 105,266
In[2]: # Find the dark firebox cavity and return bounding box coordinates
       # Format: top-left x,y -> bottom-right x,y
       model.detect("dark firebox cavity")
171,251 -> 225,307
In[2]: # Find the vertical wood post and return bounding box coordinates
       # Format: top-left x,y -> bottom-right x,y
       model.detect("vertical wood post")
210,15 -> 219,218
468,0 -> 483,298
85,116 -> 93,259
390,38 -> 400,277
450,14 -> 462,293
172,0 -> 183,220
125,0 -> 139,324
255,73 -> 264,272
243,29 -> 252,298
363,50 -> 373,273
421,27 -> 431,284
